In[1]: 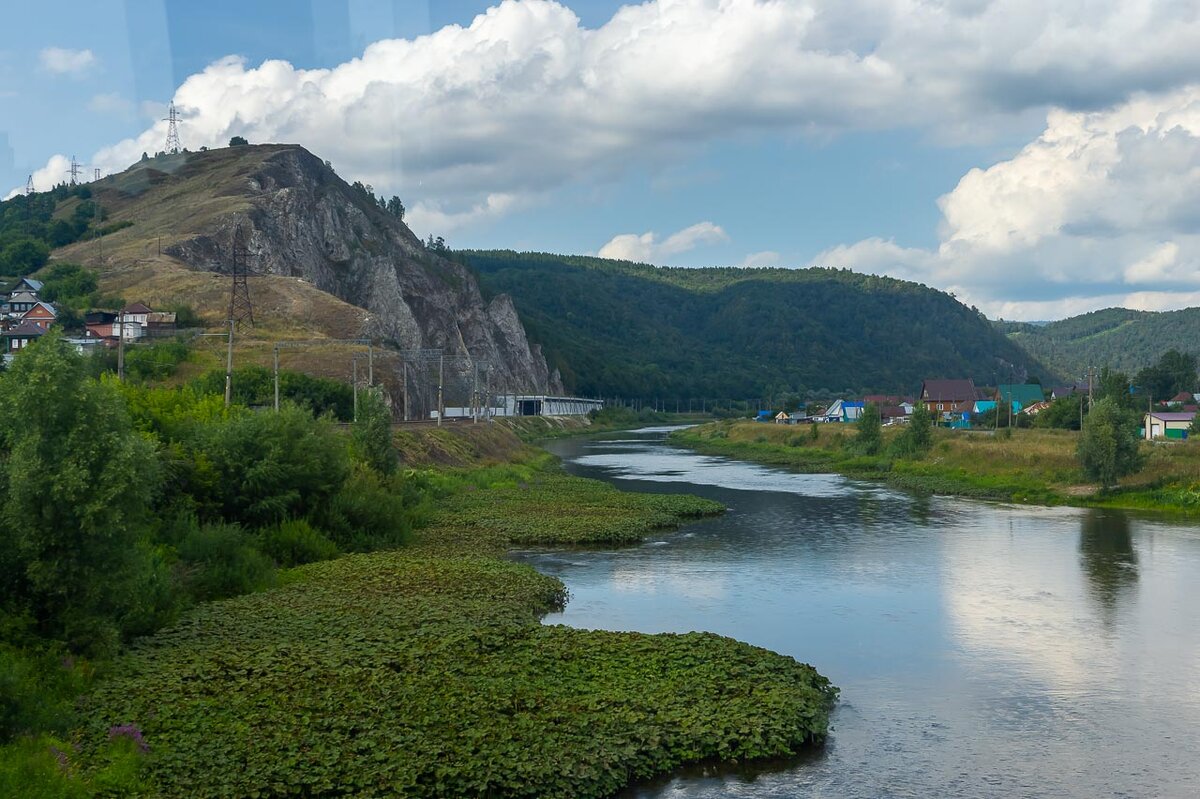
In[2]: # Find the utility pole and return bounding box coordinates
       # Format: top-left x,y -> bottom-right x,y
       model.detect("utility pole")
1087,367 -> 1094,410
352,357 -> 359,422
472,360 -> 479,423
402,360 -> 409,422
367,343 -> 374,386
116,311 -> 125,381
437,353 -> 444,427
224,319 -> 235,407
273,345 -> 280,412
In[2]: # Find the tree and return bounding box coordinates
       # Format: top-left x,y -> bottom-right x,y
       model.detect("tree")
386,195 -> 405,220
228,136 -> 249,147
0,332 -> 163,653
353,388 -> 396,475
891,401 -> 933,457
1077,397 -> 1144,489
0,237 -> 50,275
853,402 -> 882,455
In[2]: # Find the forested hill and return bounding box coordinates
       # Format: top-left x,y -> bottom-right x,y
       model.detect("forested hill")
462,251 -> 1054,399
999,307 -> 1200,378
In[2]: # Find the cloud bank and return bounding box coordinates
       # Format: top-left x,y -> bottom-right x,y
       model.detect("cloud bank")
817,86 -> 1200,319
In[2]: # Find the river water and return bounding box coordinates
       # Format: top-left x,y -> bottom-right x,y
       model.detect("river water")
518,427 -> 1200,798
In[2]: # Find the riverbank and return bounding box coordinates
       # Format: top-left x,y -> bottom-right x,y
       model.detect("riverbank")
671,420 -> 1200,514
67,436 -> 837,798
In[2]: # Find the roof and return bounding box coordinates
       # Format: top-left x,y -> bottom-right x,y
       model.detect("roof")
7,291 -> 38,303
122,302 -> 153,314
863,394 -> 902,404
921,379 -> 977,402
880,405 -> 908,418
1023,401 -> 1053,415
2,321 -> 46,338
22,302 -> 56,317
998,384 -> 1044,407
1147,412 -> 1195,422
1170,391 -> 1193,403
17,278 -> 43,291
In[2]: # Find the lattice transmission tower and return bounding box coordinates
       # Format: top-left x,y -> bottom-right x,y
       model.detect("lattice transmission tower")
163,102 -> 181,154
228,223 -> 255,329
68,156 -> 81,185
25,175 -> 33,195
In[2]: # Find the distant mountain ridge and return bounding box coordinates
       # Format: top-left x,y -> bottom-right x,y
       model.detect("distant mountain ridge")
462,250 -> 1056,399
998,307 -> 1200,378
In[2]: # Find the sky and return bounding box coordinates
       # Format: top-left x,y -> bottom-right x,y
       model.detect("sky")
2,0 -> 1199,321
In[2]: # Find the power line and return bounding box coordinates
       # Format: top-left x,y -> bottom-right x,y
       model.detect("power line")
163,101 -> 182,154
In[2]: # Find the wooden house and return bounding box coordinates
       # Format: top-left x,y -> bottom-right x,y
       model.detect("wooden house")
21,301 -> 57,331
2,321 -> 45,353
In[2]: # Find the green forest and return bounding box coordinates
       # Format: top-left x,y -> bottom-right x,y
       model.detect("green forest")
999,307 -> 1200,378
463,250 -> 1053,399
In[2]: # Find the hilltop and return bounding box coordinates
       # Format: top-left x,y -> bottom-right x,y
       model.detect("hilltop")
42,144 -> 557,400
463,251 -> 1056,399
999,307 -> 1200,379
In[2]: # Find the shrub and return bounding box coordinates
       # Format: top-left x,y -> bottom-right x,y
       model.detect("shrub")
852,403 -> 883,455
0,644 -> 89,742
258,520 -> 338,567
186,406 -> 350,527
178,522 -> 275,602
316,468 -> 413,552
0,735 -> 90,799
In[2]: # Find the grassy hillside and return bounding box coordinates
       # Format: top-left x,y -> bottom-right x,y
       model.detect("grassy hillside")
464,250 -> 1055,398
999,307 -> 1200,378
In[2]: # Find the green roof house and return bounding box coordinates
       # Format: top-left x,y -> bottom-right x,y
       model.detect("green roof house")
996,384 -> 1045,412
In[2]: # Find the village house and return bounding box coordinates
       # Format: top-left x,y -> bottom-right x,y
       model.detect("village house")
1144,410 -> 1195,441
6,290 -> 40,317
920,379 -> 977,426
996,384 -> 1045,412
2,321 -> 45,355
21,301 -> 57,331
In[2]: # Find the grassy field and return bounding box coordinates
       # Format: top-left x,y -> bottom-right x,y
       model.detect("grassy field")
672,420 -> 1200,513
70,454 -> 836,798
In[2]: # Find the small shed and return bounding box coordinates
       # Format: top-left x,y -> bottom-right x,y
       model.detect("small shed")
774,411 -> 791,424
1144,411 -> 1195,440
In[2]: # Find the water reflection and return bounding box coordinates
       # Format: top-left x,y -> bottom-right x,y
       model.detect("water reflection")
1078,509 -> 1138,620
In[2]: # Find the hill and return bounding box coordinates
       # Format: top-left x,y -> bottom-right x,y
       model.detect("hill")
998,308 -> 1200,378
14,144 -> 558,405
462,251 -> 1055,399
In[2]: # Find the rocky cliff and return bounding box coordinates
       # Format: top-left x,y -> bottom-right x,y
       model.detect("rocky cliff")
67,144 -> 559,397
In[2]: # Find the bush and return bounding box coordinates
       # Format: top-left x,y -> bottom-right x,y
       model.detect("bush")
0,735 -> 90,799
258,520 -> 338,567
186,406 -> 350,527
178,522 -> 275,602
316,468 -> 414,552
0,644 -> 89,742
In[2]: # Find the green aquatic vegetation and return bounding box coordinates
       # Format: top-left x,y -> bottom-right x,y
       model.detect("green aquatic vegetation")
422,473 -> 725,549
81,552 -> 835,798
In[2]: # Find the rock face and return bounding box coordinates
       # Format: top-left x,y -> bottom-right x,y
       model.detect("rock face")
164,145 -> 559,395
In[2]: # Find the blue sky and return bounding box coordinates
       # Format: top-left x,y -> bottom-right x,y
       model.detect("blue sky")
3,1 -> 1200,320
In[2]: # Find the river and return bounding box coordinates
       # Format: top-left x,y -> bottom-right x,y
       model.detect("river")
516,427 -> 1200,798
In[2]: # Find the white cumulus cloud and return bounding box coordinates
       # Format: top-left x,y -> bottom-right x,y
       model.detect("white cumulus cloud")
16,0 -> 1200,231
39,47 -> 96,75
598,221 -> 729,262
815,85 -> 1200,319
